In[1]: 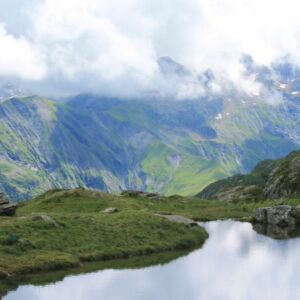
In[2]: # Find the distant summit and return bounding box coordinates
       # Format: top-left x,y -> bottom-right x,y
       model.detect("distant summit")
158,57 -> 190,77
0,80 -> 29,101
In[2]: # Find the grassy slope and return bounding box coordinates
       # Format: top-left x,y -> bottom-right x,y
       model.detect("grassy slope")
0,189 -> 208,278
2,187 -> 300,278
198,150 -> 300,200
140,139 -> 238,196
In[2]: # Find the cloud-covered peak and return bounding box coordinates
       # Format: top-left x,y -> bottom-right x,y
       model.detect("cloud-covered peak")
1,0 -> 300,99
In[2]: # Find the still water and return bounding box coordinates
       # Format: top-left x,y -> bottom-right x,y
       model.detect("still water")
4,221 -> 300,300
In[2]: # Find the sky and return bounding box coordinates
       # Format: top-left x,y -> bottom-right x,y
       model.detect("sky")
1,0 -> 300,99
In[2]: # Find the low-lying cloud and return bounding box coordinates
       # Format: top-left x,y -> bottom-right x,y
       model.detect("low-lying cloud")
1,0 -> 300,99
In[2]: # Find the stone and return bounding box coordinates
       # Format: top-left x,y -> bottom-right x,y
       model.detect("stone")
253,207 -> 269,223
32,214 -> 62,227
155,214 -> 198,226
293,205 -> 300,220
253,205 -> 297,228
0,192 -> 17,216
103,207 -> 119,214
267,205 -> 294,227
121,190 -> 161,199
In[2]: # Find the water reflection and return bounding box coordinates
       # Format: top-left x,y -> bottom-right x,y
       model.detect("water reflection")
5,221 -> 300,300
252,222 -> 300,239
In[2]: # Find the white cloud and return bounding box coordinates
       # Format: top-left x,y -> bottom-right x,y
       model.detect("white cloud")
1,0 -> 300,98
0,23 -> 46,80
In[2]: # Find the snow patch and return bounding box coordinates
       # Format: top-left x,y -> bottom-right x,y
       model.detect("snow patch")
279,83 -> 287,89
215,113 -> 223,120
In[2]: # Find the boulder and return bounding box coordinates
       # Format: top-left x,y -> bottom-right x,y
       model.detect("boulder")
121,190 -> 161,199
0,192 -> 17,216
32,214 -> 62,227
103,207 -> 119,214
267,205 -> 295,227
253,207 -> 269,223
253,205 -> 298,228
155,214 -> 198,226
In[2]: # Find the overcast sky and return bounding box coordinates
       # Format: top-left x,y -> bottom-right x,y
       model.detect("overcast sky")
1,0 -> 300,98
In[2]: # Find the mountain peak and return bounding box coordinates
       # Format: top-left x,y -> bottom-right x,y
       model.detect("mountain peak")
158,57 -> 190,77
0,80 -> 29,101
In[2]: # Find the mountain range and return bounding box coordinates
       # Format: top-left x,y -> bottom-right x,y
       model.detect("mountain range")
1,57 -> 300,200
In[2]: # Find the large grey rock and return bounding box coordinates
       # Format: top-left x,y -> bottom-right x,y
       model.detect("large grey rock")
253,207 -> 269,223
155,214 -> 198,226
121,190 -> 161,199
267,205 -> 295,227
294,205 -> 300,219
253,205 -> 298,228
0,192 -> 17,216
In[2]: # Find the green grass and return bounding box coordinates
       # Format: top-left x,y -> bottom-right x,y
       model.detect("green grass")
1,187 -> 300,295
0,249 -> 192,297
0,189 -> 208,278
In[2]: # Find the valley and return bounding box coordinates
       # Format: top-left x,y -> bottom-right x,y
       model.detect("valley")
1,87 -> 300,201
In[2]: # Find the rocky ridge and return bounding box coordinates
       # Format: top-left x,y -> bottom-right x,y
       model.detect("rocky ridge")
198,151 -> 300,201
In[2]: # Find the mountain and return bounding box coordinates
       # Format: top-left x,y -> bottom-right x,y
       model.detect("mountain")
0,81 -> 28,101
1,57 -> 300,200
0,92 -> 299,201
198,150 -> 300,201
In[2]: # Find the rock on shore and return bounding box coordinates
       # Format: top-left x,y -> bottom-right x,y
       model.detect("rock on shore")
253,205 -> 300,227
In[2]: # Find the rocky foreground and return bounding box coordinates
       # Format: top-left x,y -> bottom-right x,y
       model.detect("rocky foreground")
253,205 -> 300,227
252,205 -> 300,239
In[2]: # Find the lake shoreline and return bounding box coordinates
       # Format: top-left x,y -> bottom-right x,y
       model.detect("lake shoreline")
0,189 -> 209,282
0,233 -> 207,297
2,188 -> 300,284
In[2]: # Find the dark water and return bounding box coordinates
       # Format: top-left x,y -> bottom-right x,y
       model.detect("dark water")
4,221 -> 300,300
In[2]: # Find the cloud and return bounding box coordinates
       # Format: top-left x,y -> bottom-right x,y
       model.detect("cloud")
0,24 -> 46,80
1,0 -> 300,98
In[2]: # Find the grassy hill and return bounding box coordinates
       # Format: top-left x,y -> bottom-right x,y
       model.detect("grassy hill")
198,150 -> 300,201
2,187 -> 300,284
0,189 -> 208,279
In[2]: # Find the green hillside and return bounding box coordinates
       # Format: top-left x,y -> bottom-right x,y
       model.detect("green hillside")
0,94 -> 299,200
0,189 -> 208,279
198,150 -> 300,201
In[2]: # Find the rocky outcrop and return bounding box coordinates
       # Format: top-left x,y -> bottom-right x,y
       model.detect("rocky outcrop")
252,205 -> 300,227
121,190 -> 162,199
32,214 -> 62,227
155,214 -> 198,226
198,151 -> 300,201
264,153 -> 300,199
252,205 -> 300,239
0,192 -> 17,216
203,185 -> 264,202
